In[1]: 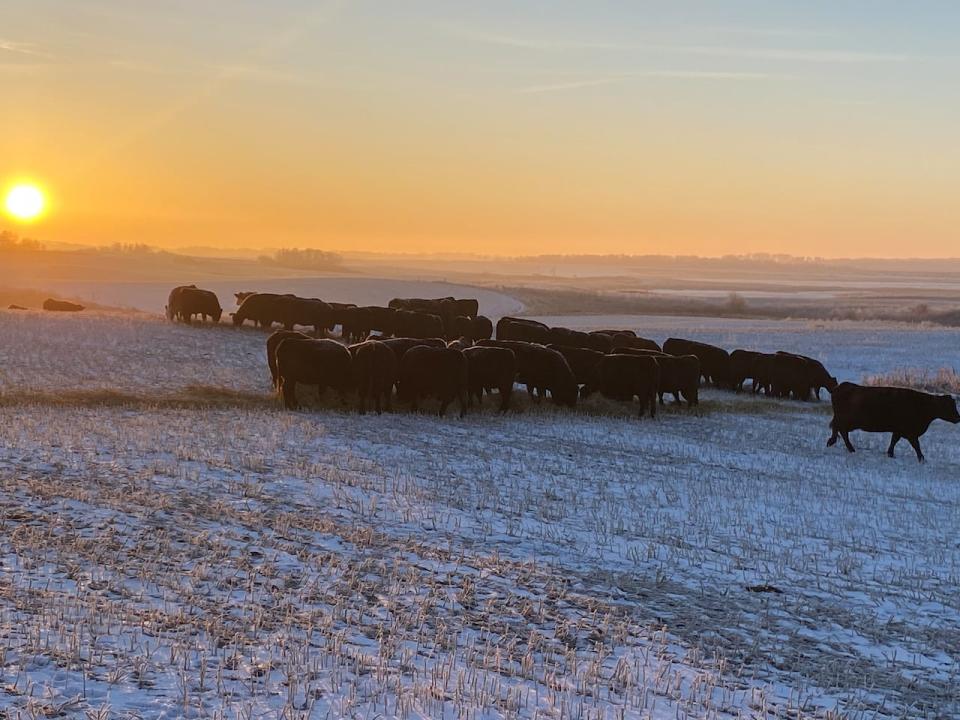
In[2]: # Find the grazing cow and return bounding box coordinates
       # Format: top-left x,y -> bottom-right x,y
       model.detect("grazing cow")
751,353 -> 777,395
391,309 -> 444,339
453,315 -> 494,342
496,317 -> 550,344
379,337 -> 446,362
663,338 -> 732,388
284,297 -> 334,335
612,347 -> 699,406
233,294 -> 331,333
463,346 -> 517,412
166,285 -> 195,321
547,344 -> 605,386
730,349 -> 764,392
389,297 -> 476,336
275,338 -> 353,410
232,293 -> 293,329
341,306 -> 398,342
390,296 -> 479,320
328,302 -> 357,335
349,339 -> 398,414
266,329 -> 311,388
478,340 -> 578,407
827,382 -> 960,462
581,354 -> 660,418
398,346 -> 468,418
605,335 -> 661,352
43,298 -> 85,312
769,352 -> 815,400
167,286 -> 222,324
544,327 -> 611,353
777,351 -> 837,399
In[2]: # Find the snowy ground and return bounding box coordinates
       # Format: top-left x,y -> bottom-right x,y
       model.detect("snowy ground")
1,310 -> 959,719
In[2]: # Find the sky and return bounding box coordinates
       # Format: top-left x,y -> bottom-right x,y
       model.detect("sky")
2,1 -> 960,257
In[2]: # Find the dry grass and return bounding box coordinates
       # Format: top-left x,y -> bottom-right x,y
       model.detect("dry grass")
863,366 -> 960,394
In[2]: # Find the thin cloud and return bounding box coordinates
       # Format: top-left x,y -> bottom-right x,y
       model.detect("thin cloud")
672,44 -> 912,63
433,22 -> 916,64
517,77 -> 625,94
0,39 -> 54,59
517,70 -> 776,94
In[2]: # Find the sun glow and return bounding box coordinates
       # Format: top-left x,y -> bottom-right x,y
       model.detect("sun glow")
4,183 -> 46,222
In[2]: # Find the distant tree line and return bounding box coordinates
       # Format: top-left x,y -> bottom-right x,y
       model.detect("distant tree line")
258,248 -> 343,271
0,230 -> 43,251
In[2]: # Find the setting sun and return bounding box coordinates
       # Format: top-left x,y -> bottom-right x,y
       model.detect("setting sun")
4,184 -> 46,222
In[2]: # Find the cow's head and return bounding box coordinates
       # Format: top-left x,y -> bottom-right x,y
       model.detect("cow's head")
231,312 -> 242,326
939,395 -> 960,423
213,308 -> 223,323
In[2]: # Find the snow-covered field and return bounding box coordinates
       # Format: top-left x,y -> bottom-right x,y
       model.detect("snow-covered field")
1,310 -> 959,719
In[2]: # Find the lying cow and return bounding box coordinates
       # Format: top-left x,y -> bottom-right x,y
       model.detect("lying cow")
827,382 -> 960,462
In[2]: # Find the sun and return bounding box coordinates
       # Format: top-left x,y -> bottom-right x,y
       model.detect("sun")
4,183 -> 46,222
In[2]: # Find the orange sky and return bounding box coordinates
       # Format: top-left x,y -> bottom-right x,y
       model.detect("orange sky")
2,2 -> 960,257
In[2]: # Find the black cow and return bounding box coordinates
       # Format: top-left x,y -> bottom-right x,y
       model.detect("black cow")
349,339 -> 398,414
663,338 -> 732,388
496,317 -> 550,344
612,347 -> 699,406
453,315 -> 494,342
393,310 -> 445,339
379,337 -> 446,361
777,351 -> 837,399
478,340 -> 578,407
266,329 -> 311,388
827,382 -> 960,462
581,354 -> 660,418
730,349 -> 763,392
545,327 -> 611,353
547,344 -> 605,386
43,299 -> 85,312
463,346 -> 517,412
398,346 -> 468,418
275,338 -> 353,410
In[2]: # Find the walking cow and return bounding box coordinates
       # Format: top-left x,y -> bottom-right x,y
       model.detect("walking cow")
827,382 -> 960,462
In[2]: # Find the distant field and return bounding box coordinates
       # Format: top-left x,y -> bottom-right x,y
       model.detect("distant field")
1,310 -> 959,718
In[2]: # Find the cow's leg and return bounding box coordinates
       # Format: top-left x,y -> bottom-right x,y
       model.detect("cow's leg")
658,391 -> 665,406
907,436 -> 925,463
280,379 -> 298,410
826,427 -> 838,447
457,390 -> 467,419
649,391 -> 657,419
886,433 -> 901,458
840,430 -> 855,453
438,397 -> 449,417
498,384 -> 512,413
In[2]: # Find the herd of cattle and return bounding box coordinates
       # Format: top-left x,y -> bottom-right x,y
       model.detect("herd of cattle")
165,285 -> 960,462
